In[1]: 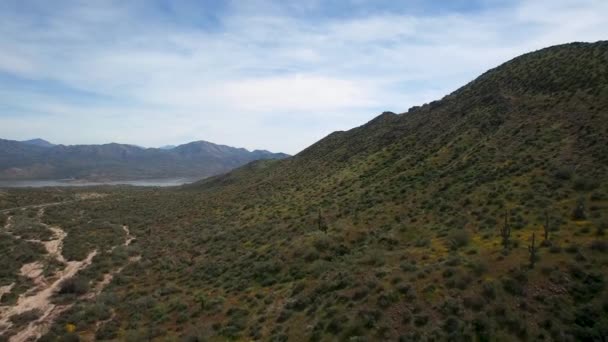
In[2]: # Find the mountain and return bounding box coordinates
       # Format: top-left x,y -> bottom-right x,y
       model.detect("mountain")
0,139 -> 288,181
3,42 -> 607,342
159,145 -> 176,150
196,41 -> 608,196
156,41 -> 604,340
20,138 -> 55,148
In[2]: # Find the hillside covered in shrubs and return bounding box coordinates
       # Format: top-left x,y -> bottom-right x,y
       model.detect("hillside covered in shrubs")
1,41 -> 607,341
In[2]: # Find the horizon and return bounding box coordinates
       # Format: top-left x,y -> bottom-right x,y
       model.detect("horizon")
8,137 -> 285,153
1,0 -> 607,154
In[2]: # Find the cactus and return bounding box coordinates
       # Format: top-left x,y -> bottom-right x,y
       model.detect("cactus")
318,209 -> 328,234
543,210 -> 550,242
528,232 -> 537,268
500,209 -> 511,250
572,197 -> 586,220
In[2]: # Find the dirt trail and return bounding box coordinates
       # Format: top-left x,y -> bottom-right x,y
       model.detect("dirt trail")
0,206 -> 139,341
0,250 -> 98,341
86,225 -> 138,300
17,215 -> 70,294
123,225 -> 135,247
3,215 -> 13,229
0,207 -> 98,342
0,284 -> 14,301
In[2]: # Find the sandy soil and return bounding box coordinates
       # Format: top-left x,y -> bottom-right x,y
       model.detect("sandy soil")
86,225 -> 138,300
0,284 -> 14,302
0,209 -> 139,342
74,192 -> 107,200
0,208 -> 97,342
0,250 -> 98,342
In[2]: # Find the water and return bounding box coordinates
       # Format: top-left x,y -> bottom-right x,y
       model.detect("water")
0,178 -> 198,188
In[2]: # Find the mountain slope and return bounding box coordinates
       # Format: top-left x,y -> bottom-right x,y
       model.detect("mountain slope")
165,41 -> 604,340
13,41 -> 608,341
0,139 -> 288,181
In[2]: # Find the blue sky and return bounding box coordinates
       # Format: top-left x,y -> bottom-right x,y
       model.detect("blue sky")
0,0 -> 606,154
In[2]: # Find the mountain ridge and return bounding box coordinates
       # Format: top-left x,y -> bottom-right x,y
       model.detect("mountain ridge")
0,138 -> 289,181
194,41 -> 608,193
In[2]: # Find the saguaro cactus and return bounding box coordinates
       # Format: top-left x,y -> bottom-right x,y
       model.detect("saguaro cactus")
528,233 -> 537,268
543,210 -> 550,241
500,209 -> 511,250
318,209 -> 328,234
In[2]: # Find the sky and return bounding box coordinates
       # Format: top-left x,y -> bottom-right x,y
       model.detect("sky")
0,0 -> 606,154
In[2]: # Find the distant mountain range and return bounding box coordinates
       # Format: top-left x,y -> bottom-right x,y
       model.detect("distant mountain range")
0,139 -> 289,181
21,138 -> 56,148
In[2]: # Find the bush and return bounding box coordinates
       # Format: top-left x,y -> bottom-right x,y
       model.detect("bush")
325,315 -> 347,334
414,315 -> 429,327
447,229 -> 470,250
59,276 -> 89,295
443,316 -> 461,334
590,191 -> 606,201
482,281 -> 496,300
9,309 -> 42,326
573,177 -> 598,191
96,320 -> 120,340
565,244 -> 580,254
549,245 -> 562,253
554,168 -> 573,180
590,240 -> 608,253
470,261 -> 488,276
572,198 -> 586,220
463,295 -> 486,311
502,278 -> 524,296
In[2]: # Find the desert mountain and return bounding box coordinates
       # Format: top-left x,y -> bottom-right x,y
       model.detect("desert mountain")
0,139 -> 288,181
2,42 -> 607,341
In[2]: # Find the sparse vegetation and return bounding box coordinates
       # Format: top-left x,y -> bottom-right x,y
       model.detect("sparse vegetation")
1,41 -> 607,341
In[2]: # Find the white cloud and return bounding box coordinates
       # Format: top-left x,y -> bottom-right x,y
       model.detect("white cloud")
0,0 -> 606,153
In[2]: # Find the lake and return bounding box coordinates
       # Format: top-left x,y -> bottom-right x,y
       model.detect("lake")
0,178 -> 199,188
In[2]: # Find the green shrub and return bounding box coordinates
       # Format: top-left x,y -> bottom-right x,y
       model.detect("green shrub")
554,168 -> 573,180
447,229 -> 470,250
502,278 -> 524,296
414,315 -> 429,327
9,309 -> 42,326
572,198 -> 586,220
590,240 -> 608,252
482,281 -> 497,300
95,320 -> 120,340
58,276 -> 89,295
573,177 -> 598,191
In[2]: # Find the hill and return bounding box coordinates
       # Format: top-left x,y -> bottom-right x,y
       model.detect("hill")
0,42 -> 606,341
0,139 -> 288,181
